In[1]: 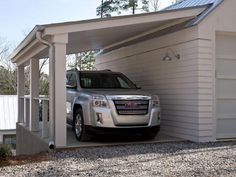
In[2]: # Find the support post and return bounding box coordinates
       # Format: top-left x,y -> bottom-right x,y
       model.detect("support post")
30,58 -> 39,131
17,65 -> 24,123
49,34 -> 68,147
24,97 -> 30,127
42,100 -> 49,138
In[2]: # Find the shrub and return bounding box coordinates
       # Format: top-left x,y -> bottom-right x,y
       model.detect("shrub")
0,144 -> 12,159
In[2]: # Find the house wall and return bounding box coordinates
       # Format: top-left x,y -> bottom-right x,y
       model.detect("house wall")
198,0 -> 236,39
96,26 -> 214,142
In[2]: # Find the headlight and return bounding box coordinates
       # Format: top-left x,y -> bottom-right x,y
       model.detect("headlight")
151,95 -> 160,107
92,95 -> 108,108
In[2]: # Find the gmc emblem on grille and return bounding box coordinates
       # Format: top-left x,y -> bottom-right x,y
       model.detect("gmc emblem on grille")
125,102 -> 138,108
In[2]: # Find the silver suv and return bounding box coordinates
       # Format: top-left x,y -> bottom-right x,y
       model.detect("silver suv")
66,69 -> 161,141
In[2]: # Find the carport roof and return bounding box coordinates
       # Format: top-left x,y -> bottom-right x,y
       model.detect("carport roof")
9,3 -> 219,64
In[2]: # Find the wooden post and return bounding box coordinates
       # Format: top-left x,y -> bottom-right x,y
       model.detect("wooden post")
30,58 -> 39,131
42,100 -> 49,138
24,97 -> 30,127
49,33 -> 68,147
17,66 -> 24,123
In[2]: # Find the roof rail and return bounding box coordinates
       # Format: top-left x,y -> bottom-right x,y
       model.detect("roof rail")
67,68 -> 78,72
101,69 -> 112,72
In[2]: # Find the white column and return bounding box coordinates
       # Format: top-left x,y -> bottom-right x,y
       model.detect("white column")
24,97 -> 30,127
17,65 -> 24,123
29,58 -> 39,131
42,100 -> 49,138
49,34 -> 68,147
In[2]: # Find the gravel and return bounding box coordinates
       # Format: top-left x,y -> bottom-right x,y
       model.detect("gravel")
0,141 -> 236,177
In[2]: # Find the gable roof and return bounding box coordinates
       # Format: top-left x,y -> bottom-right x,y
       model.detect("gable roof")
0,95 -> 17,131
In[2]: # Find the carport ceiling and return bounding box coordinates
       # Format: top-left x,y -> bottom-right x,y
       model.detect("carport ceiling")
67,18 -> 180,54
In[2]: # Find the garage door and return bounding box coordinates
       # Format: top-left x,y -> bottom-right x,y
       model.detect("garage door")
216,34 -> 236,139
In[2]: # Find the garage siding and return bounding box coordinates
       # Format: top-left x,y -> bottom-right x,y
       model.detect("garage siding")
96,28 -> 214,142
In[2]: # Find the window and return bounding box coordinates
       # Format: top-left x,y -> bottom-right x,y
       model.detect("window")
80,77 -> 92,88
66,73 -> 77,88
3,134 -> 16,149
117,76 -> 131,89
80,72 -> 137,89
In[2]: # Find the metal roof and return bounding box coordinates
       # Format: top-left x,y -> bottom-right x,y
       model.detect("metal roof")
164,0 -> 216,10
0,95 -> 17,130
162,0 -> 224,27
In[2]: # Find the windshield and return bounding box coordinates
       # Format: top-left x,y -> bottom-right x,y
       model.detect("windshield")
80,72 -> 137,89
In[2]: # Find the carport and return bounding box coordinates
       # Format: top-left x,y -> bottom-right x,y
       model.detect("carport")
10,6 -> 207,155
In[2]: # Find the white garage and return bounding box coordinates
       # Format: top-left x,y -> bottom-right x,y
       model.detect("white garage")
216,34 -> 236,139
9,0 -> 236,155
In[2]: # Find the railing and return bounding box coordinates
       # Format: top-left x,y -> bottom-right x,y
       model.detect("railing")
35,96 -> 49,138
20,95 -> 50,139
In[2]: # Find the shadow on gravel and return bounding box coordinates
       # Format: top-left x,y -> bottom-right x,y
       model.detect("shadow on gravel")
54,140 -> 236,161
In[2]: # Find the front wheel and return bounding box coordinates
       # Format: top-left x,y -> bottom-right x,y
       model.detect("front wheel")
74,109 -> 89,141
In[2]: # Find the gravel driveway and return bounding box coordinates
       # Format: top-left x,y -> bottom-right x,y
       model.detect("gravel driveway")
0,141 -> 236,177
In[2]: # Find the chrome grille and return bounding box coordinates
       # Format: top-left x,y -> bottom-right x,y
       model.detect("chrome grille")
113,100 -> 149,115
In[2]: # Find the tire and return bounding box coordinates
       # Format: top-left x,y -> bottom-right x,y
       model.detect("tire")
73,109 -> 89,141
140,126 -> 160,140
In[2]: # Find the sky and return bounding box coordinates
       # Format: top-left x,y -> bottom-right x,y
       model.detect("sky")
0,0 -> 174,48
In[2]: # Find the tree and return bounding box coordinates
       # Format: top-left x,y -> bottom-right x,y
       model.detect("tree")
97,0 -> 150,17
67,50 -> 98,71
0,38 -> 17,95
149,0 -> 160,11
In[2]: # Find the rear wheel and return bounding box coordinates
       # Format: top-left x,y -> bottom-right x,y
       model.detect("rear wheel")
73,109 -> 89,141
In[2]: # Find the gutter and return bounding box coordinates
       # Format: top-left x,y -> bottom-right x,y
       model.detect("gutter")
186,0 -> 224,27
36,31 -> 55,146
9,25 -> 43,62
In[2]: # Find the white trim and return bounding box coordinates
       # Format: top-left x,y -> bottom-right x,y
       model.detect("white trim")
44,8 -> 205,35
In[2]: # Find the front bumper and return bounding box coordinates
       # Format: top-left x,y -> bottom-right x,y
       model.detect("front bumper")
85,125 -> 160,135
90,105 -> 161,128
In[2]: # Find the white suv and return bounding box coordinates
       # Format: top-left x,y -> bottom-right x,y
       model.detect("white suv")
66,69 -> 161,141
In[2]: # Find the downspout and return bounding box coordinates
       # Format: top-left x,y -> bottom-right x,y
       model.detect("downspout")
36,30 -> 55,148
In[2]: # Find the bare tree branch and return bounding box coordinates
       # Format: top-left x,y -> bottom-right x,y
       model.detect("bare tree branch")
149,0 -> 159,11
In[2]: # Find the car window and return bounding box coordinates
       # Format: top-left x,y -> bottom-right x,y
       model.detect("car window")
66,73 -> 77,87
80,72 -> 137,89
80,77 -> 92,88
117,76 -> 130,89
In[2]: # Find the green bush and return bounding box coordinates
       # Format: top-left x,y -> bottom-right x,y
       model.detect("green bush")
0,144 -> 12,159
